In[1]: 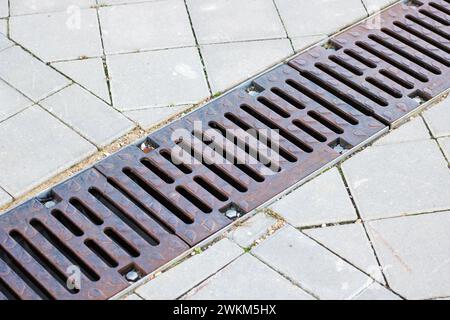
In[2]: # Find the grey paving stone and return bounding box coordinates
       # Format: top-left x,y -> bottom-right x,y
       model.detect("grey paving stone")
0,0 -> 7,18
253,226 -> 373,299
228,212 -> 278,248
10,9 -> 103,62
107,47 -> 209,111
0,33 -> 13,51
270,168 -> 357,228
10,0 -> 96,15
201,39 -> 293,94
40,84 -> 134,147
183,254 -> 313,300
275,0 -> 367,38
187,0 -> 286,44
0,19 -> 7,35
124,105 -> 188,130
342,140 -> 450,220
438,137 -> 450,162
353,282 -> 401,300
423,98 -> 450,138
136,239 -> 243,300
0,79 -> 33,122
52,57 -> 110,103
0,105 -> 96,197
304,223 -> 384,283
123,294 -> 142,301
99,1 -> 195,54
0,46 -> 71,101
291,35 -> 326,52
0,187 -> 12,208
99,0 -> 155,4
367,212 -> 450,300
362,0 -> 399,15
373,117 -> 430,146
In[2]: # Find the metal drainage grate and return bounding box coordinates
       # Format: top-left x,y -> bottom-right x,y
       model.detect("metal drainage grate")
0,0 -> 449,300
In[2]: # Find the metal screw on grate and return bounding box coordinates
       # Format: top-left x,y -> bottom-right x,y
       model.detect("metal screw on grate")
1,0 -> 450,300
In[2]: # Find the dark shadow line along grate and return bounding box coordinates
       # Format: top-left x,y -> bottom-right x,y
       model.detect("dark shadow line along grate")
1,0 -> 450,299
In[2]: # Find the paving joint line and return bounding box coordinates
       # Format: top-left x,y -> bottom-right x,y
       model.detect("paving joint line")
420,113 -> 450,165
271,0 -> 295,52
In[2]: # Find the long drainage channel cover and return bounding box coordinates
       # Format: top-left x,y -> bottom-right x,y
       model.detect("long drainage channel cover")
1,0 -> 450,300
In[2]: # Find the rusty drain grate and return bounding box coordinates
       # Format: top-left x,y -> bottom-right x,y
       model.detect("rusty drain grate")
1,0 -> 450,300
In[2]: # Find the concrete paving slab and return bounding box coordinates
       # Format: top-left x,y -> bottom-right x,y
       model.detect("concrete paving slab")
438,137 -> 450,163
367,212 -> 450,300
99,0 -> 195,54
0,19 -> 7,35
0,46 -> 71,101
291,35 -> 326,52
0,187 -> 12,207
40,84 -> 135,147
124,294 -> 142,301
362,0 -> 399,15
52,57 -> 110,103
228,212 -> 278,248
0,79 -> 33,122
182,254 -> 313,300
107,47 -> 209,111
0,33 -> 13,51
10,0 -> 96,16
124,105 -> 188,130
270,168 -> 357,228
374,117 -> 430,146
136,239 -> 243,300
304,223 -> 384,283
0,0 -> 7,18
353,282 -> 401,300
423,98 -> 450,138
0,105 -> 96,197
253,226 -> 373,300
201,39 -> 293,94
275,0 -> 367,38
187,0 -> 286,44
10,9 -> 103,62
342,140 -> 450,220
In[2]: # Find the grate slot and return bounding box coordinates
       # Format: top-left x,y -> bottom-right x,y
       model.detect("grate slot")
193,176 -> 229,202
84,239 -> 118,269
271,87 -> 305,109
344,49 -> 377,68
405,14 -> 450,40
419,8 -> 450,25
429,1 -> 450,15
394,20 -> 450,53
379,69 -> 415,89
176,186 -> 213,214
329,55 -> 364,76
0,278 -> 19,300
104,228 -> 140,258
140,158 -> 175,184
292,119 -> 328,142
30,219 -> 100,282
51,209 -> 84,237
0,245 -> 53,300
307,111 -> 344,134
256,96 -> 290,118
160,149 -> 193,175
366,77 -> 403,98
69,198 -> 104,226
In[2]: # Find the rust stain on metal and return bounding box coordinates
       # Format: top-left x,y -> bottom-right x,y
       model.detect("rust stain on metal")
0,0 -> 449,299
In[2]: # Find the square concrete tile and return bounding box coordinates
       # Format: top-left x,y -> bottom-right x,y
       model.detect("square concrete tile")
124,105 -> 188,130
0,79 -> 33,122
342,140 -> 450,220
0,187 -> 12,207
10,9 -> 103,62
270,168 -> 357,228
10,0 -> 96,15
98,0 -> 155,4
52,57 -> 110,103
291,35 -> 326,52
107,47 -> 209,111
0,106 -> 96,197
362,0 -> 399,15
0,33 -> 13,51
367,212 -> 450,299
99,0 -> 195,54
183,254 -> 313,300
187,0 -> 286,44
253,226 -> 373,300
275,0 -> 367,37
373,117 -> 430,146
438,137 -> 450,163
201,39 -> 293,94
40,84 -> 135,147
0,46 -> 71,101
0,19 -> 7,35
423,98 -> 450,138
0,0 -> 7,18
136,239 -> 242,300
228,212 -> 278,248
